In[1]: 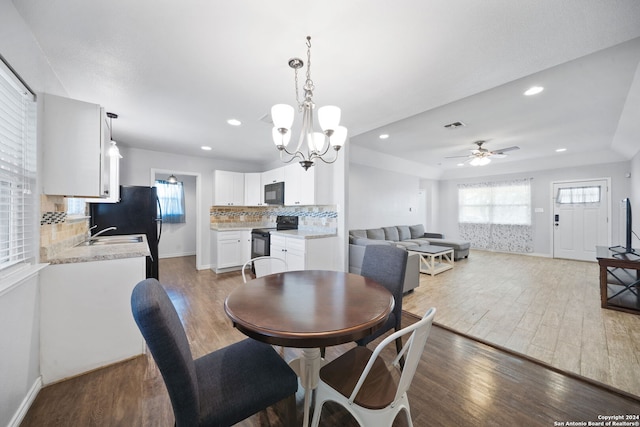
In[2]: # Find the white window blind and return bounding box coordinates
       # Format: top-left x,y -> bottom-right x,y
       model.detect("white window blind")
458,179 -> 532,225
0,58 -> 36,272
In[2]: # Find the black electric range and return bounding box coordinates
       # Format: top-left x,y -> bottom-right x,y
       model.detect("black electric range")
250,215 -> 298,258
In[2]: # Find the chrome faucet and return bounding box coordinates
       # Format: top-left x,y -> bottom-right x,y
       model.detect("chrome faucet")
90,226 -> 117,240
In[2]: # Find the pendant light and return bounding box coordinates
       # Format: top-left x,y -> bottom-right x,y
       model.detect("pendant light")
106,112 -> 123,158
167,174 -> 178,184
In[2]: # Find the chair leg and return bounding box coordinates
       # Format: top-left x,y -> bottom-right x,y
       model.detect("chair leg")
395,335 -> 404,369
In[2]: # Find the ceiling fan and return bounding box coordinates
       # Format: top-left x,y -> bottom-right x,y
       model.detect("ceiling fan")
446,140 -> 520,166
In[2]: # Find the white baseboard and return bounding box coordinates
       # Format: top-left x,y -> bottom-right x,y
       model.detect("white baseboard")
159,251 -> 196,259
8,376 -> 42,427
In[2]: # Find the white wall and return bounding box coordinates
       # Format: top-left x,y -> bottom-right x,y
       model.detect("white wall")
437,161 -> 631,255
0,3 -> 67,425
348,163 -> 425,229
630,151 -> 640,248
0,274 -> 40,427
119,146 -> 261,270
155,174 -> 197,258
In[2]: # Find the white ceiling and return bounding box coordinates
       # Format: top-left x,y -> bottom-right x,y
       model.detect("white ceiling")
12,0 -> 640,176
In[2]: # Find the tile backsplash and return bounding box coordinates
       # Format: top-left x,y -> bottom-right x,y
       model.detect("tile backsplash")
40,195 -> 89,261
210,205 -> 338,231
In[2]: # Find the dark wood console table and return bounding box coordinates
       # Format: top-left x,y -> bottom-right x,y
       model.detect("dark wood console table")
596,246 -> 640,314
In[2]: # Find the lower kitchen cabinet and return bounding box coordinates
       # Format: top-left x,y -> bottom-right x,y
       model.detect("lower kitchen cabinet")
270,235 -> 337,271
39,256 -> 146,384
211,230 -> 251,273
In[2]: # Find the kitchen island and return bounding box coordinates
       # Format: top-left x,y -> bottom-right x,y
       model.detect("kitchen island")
40,234 -> 149,384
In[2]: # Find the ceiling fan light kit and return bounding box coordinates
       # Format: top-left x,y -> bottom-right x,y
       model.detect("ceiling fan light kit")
446,140 -> 519,166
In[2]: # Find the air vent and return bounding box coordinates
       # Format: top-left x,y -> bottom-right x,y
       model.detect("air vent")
259,112 -> 273,125
444,121 -> 466,129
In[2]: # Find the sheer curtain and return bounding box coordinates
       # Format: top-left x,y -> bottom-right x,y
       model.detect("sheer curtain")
155,180 -> 186,223
458,178 -> 533,253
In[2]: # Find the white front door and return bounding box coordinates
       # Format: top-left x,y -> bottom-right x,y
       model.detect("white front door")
552,179 -> 610,261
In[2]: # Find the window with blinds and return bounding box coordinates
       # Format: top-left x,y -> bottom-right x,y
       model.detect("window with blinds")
0,58 -> 37,273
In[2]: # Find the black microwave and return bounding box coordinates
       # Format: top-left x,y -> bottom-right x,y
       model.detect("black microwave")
264,181 -> 285,205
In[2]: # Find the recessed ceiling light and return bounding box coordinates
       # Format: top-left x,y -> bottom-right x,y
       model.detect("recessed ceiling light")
201,146 -> 212,151
227,119 -> 242,126
524,86 -> 544,96
379,134 -> 389,140
556,148 -> 567,152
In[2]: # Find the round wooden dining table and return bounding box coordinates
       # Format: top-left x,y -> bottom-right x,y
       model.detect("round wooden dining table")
224,270 -> 394,427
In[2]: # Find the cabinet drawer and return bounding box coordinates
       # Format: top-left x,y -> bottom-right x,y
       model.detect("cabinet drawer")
218,231 -> 242,241
286,237 -> 306,253
271,235 -> 286,247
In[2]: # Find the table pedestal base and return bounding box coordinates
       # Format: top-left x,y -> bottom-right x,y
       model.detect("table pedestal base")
289,348 -> 322,427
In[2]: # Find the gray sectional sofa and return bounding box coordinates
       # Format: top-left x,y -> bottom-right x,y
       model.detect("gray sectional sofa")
348,224 -> 471,294
349,224 -> 470,260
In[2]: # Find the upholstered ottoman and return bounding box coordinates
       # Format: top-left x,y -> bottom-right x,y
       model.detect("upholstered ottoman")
421,237 -> 470,260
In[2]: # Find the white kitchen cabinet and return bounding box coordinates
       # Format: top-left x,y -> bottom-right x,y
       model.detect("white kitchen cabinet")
270,234 -> 337,271
40,256 -> 146,384
42,94 -> 119,199
244,172 -> 264,206
241,229 -> 252,263
261,166 -> 285,185
211,230 -> 246,272
283,162 -> 333,206
213,170 -> 245,206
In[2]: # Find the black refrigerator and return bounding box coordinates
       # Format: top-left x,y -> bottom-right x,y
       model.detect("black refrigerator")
89,185 -> 162,279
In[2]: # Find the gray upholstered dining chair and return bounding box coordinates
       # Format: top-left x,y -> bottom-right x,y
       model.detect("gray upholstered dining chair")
131,278 -> 298,426
355,244 -> 408,361
311,307 -> 436,427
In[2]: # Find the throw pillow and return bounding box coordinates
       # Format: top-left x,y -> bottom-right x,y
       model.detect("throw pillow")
397,225 -> 411,241
350,229 -> 367,239
366,228 -> 385,240
382,226 -> 400,241
409,224 -> 425,238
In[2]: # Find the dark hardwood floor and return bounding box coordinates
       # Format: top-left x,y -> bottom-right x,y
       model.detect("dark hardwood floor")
21,256 -> 640,426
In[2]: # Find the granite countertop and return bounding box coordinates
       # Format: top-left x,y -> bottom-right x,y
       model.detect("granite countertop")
210,225 -> 259,231
270,229 -> 337,239
46,234 -> 151,265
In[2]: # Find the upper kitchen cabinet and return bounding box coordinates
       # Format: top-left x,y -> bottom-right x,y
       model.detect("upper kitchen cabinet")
213,170 -> 244,206
284,162 -> 333,206
42,94 -> 119,200
244,172 -> 264,206
261,166 -> 285,185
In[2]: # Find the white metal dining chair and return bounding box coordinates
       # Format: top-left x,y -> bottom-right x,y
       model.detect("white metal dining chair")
311,307 -> 436,427
241,256 -> 288,283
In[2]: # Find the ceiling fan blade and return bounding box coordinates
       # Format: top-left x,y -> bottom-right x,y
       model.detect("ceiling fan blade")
490,146 -> 519,154
445,155 -> 472,159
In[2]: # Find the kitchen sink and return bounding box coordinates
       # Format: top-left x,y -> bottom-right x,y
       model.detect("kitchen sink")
77,236 -> 144,246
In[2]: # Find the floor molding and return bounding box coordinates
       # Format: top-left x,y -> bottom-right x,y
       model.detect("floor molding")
8,376 -> 42,427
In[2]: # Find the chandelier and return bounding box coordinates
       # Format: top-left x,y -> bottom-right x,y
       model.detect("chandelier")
271,36 -> 347,170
